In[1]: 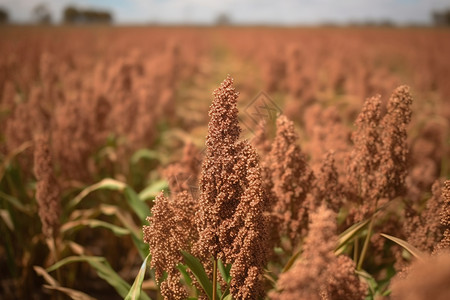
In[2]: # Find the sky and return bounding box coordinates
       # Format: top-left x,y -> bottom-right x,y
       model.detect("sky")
0,0 -> 449,25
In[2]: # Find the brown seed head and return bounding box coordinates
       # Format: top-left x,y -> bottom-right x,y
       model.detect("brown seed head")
269,114 -> 314,244
143,191 -> 192,299
34,134 -> 61,239
377,85 -> 413,199
194,76 -> 268,298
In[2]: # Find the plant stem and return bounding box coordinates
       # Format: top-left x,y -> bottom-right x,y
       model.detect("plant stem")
353,237 -> 359,263
213,258 -> 218,300
357,216 -> 374,270
48,237 -> 62,300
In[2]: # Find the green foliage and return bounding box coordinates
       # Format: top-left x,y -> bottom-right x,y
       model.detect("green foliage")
335,218 -> 371,255
125,254 -> 152,300
181,251 -> 213,299
47,255 -> 152,299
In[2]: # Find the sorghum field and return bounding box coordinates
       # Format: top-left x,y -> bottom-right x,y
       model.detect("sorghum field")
1,26 -> 450,300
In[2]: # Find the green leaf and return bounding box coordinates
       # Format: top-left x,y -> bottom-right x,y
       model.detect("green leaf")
356,269 -> 378,297
124,186 -> 151,223
380,233 -> 425,261
67,179 -> 150,224
177,264 -> 193,286
181,251 -> 213,300
222,295 -> 232,300
0,141 -> 32,182
99,204 -> 141,237
60,219 -> 130,236
335,218 -> 371,255
282,249 -> 302,273
0,190 -> 32,214
217,259 -> 231,284
138,180 -> 169,202
131,149 -> 160,165
68,178 -> 126,209
47,256 -> 134,298
125,254 -> 152,300
131,234 -> 150,259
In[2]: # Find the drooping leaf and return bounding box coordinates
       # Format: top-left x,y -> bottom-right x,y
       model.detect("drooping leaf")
138,180 -> 169,202
0,190 -> 32,214
0,141 -> 32,182
46,256 -> 140,299
67,179 -> 150,224
60,219 -> 130,236
131,149 -> 160,165
68,178 -> 126,209
380,233 -> 425,260
34,265 -> 59,287
43,285 -> 98,300
34,266 -> 97,300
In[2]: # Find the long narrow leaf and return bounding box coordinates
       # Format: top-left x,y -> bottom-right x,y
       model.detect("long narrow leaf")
138,180 -> 169,202
335,218 -> 371,255
380,233 -> 425,260
124,187 -> 150,223
181,251 -> 213,300
99,204 -> 141,237
355,269 -> 378,296
34,266 -> 59,287
60,219 -> 130,236
125,254 -> 152,300
34,266 -> 97,300
68,178 -> 126,208
47,256 -> 131,298
0,190 -> 32,214
217,259 -> 231,284
131,149 -> 160,165
67,179 -> 150,224
177,264 -> 193,286
282,249 -> 302,273
43,285 -> 97,300
0,209 -> 14,230
0,141 -> 32,182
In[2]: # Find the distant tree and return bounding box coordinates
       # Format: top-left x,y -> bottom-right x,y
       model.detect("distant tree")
0,8 -> 9,24
63,6 -> 79,23
433,9 -> 450,26
215,12 -> 231,26
33,3 -> 52,24
63,6 -> 113,24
